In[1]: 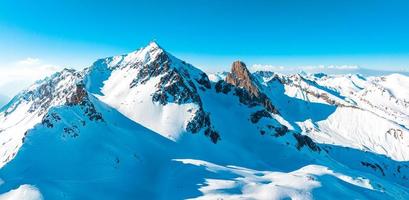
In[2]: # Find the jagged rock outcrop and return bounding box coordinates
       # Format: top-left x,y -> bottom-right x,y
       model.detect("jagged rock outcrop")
293,133 -> 321,152
3,42 -> 409,199
4,69 -> 102,121
250,110 -> 272,123
361,161 -> 385,176
129,46 -> 211,106
134,45 -> 218,143
225,61 -> 278,114
86,42 -> 219,143
226,61 -> 261,97
36,73 -> 104,131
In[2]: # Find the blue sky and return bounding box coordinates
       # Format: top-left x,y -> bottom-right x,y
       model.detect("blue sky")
0,0 -> 409,96
1,0 -> 409,68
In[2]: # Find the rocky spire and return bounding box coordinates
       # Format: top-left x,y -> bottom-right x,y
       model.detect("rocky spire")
226,61 -> 261,97
225,61 -> 279,114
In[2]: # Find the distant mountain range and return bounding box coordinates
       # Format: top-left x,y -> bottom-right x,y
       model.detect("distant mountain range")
251,64 -> 409,77
0,42 -> 409,199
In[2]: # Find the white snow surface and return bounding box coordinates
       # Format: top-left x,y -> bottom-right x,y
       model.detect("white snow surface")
1,42 -> 409,199
0,185 -> 42,200
98,68 -> 197,141
253,71 -> 409,161
175,159 -> 376,200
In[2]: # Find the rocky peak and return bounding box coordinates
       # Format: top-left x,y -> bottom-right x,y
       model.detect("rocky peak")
84,42 -> 218,143
226,61 -> 261,97
146,41 -> 160,50
224,61 -> 278,114
3,68 -> 103,121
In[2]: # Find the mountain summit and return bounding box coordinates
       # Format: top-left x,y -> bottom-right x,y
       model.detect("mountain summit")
0,42 -> 409,199
225,60 -> 279,114
226,61 -> 261,97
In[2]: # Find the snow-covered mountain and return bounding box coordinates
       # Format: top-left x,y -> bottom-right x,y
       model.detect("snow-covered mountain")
1,42 -> 409,199
251,64 -> 409,77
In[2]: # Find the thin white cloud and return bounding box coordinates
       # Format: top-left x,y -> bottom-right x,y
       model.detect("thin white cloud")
0,58 -> 62,97
251,64 -> 359,72
250,64 -> 409,77
17,57 -> 41,65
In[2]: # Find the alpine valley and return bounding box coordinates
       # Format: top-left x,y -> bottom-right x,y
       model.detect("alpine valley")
1,42 -> 409,200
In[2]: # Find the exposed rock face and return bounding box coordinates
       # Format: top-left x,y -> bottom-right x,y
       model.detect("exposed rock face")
4,69 -> 103,121
225,61 -> 279,114
41,112 -> 61,128
293,133 -> 321,152
215,80 -> 232,94
126,45 -> 219,143
361,161 -> 385,176
130,50 -> 212,107
270,74 -> 352,107
128,48 -> 209,107
0,68 -> 105,142
40,81 -> 103,131
20,69 -> 82,116
250,110 -> 272,123
226,61 -> 261,97
67,83 -> 88,105
386,128 -> 404,140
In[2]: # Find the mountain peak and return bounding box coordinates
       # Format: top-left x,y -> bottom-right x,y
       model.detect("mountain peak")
231,61 -> 249,73
3,41 -> 409,199
140,41 -> 162,54
224,61 -> 279,114
147,41 -> 160,49
226,61 -> 261,97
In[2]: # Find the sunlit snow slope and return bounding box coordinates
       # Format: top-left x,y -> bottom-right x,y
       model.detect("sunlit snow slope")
1,42 -> 409,199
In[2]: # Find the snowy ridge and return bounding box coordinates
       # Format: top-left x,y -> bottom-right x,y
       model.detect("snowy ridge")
251,71 -> 409,161
0,68 -> 97,168
84,42 -> 219,142
1,42 -> 409,199
174,159 -> 385,200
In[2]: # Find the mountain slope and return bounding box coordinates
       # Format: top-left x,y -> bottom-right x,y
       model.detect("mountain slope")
84,42 -> 218,142
1,42 -> 409,199
254,72 -> 409,161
